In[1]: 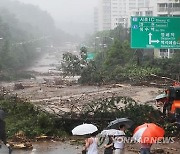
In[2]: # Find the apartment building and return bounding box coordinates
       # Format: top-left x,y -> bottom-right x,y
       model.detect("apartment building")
94,0 -> 180,58
153,0 -> 180,58
94,0 -> 150,31
95,0 -> 111,31
152,0 -> 180,17
94,7 -> 99,32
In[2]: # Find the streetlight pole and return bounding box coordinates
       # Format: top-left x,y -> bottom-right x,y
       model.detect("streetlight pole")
95,37 -> 100,52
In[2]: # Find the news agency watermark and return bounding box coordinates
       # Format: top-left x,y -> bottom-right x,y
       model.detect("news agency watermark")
114,137 -> 175,144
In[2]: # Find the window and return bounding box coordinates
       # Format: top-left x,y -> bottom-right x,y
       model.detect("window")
145,11 -> 153,16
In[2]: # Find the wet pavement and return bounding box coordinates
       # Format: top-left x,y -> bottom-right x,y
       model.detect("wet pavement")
1,142 -> 82,154
27,53 -> 62,73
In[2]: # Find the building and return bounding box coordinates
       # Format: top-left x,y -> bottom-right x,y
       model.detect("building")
151,0 -> 180,17
94,7 -> 99,32
96,0 -> 111,31
129,0 -> 180,58
94,0 -> 180,58
95,0 -> 150,31
152,0 -> 180,58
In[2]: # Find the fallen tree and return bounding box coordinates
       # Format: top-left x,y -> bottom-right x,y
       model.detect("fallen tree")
0,88 -> 179,140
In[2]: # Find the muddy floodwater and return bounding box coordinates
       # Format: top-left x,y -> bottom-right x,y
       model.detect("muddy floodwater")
1,141 -> 83,154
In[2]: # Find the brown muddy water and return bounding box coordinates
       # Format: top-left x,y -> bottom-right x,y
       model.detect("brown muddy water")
1,141 -> 83,154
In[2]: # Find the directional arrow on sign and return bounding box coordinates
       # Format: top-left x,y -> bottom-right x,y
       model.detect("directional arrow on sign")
151,40 -> 160,43
148,33 -> 152,44
148,33 -> 159,45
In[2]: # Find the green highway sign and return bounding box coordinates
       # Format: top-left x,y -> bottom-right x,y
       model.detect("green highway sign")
87,52 -> 95,60
131,16 -> 180,49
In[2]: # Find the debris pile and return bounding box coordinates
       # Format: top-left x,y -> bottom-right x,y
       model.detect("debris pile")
8,131 -> 33,150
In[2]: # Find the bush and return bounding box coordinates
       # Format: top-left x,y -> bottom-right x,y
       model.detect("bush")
0,97 -> 67,138
77,96 -> 179,137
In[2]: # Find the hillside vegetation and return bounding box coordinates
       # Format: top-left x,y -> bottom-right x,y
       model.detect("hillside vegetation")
0,0 -> 76,80
62,25 -> 180,85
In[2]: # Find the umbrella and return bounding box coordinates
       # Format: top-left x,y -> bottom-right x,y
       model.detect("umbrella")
101,129 -> 122,136
155,93 -> 167,100
96,134 -> 110,148
107,118 -> 134,129
133,123 -> 165,144
72,123 -> 98,135
0,109 -> 6,120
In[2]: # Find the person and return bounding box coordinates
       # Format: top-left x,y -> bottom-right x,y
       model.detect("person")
113,124 -> 126,154
104,135 -> 113,154
83,132 -> 98,154
156,95 -> 169,116
0,109 -> 12,154
0,110 -> 7,145
140,143 -> 152,154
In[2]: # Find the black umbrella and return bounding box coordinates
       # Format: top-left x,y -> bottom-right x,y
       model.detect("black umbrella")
107,118 -> 134,129
0,109 -> 6,120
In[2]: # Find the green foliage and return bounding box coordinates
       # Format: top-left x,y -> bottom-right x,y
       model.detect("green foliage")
61,52 -> 81,76
0,94 -> 179,139
105,40 -> 133,67
79,40 -> 161,84
0,7 -> 40,73
80,47 -> 88,61
61,47 -> 89,77
78,96 -> 179,137
144,52 -> 180,79
79,30 -> 180,85
0,0 -> 77,77
79,61 -> 104,85
0,98 -> 67,138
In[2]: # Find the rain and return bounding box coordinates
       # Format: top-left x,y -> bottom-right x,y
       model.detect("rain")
0,0 -> 180,154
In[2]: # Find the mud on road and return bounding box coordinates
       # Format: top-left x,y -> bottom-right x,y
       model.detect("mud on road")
3,78 -> 161,116
1,53 -> 162,116
1,52 -> 179,154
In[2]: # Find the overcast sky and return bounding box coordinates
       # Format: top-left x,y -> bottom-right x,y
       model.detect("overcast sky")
17,0 -> 98,23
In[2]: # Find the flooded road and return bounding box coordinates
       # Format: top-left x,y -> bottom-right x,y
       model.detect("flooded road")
2,52 -> 175,154
27,52 -> 62,73
1,142 -> 83,154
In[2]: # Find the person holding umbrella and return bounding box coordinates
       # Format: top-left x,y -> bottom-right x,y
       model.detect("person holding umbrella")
83,132 -> 98,154
133,123 -> 165,154
140,143 -> 152,154
72,123 -> 98,154
100,129 -> 122,154
106,118 -> 134,154
113,124 -> 126,154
